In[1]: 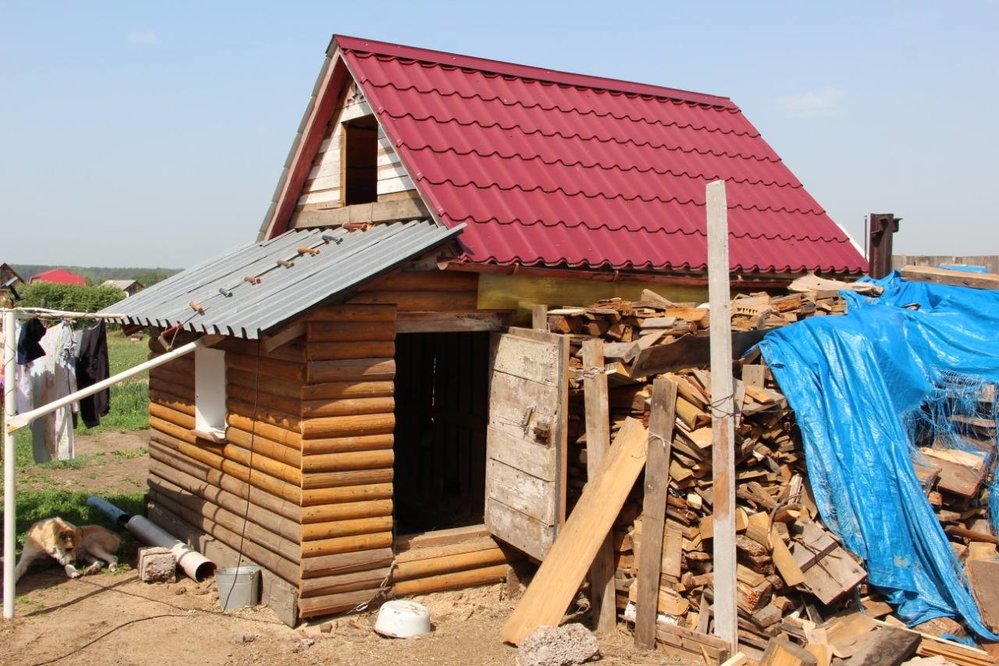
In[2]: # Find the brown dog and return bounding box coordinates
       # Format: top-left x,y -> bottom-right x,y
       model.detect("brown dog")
13,517 -> 121,584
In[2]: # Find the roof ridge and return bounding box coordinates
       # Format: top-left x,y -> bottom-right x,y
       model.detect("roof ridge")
333,34 -> 736,109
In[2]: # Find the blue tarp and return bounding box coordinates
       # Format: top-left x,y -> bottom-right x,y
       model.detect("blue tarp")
758,272 -> 999,638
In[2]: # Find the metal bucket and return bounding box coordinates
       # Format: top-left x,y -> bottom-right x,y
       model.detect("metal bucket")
216,565 -> 260,612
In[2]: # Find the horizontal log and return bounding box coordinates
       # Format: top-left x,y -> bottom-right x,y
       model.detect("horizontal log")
301,499 -> 393,525
301,532 -> 393,559
307,358 -> 395,384
302,516 -> 394,542
301,396 -> 395,420
301,380 -> 394,402
307,322 -> 396,343
391,564 -> 508,596
306,303 -> 396,323
301,547 -> 395,579
218,337 -> 306,364
148,444 -> 299,522
149,422 -> 302,505
149,469 -> 300,546
348,290 -> 477,312
392,548 -> 509,582
228,369 -> 303,400
301,413 -> 395,439
307,341 -> 395,362
228,383 -> 302,419
301,449 -> 394,474
227,413 -> 301,447
227,397 -> 302,432
302,483 -> 392,507
227,353 -> 305,383
300,433 -> 393,456
395,536 -> 504,564
300,566 -> 393,598
358,270 -> 478,293
298,588 -> 383,619
149,401 -> 196,431
303,468 -> 393,491
149,389 -> 195,417
148,490 -> 299,584
148,378 -> 193,404
395,525 -> 491,551
225,425 -> 302,468
148,366 -> 194,392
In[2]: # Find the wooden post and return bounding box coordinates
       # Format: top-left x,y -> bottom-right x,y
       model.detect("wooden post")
531,304 -> 548,331
582,339 -> 615,634
707,179 -> 738,651
634,376 -> 678,649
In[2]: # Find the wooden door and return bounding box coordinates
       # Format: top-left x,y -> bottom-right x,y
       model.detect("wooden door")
485,327 -> 569,560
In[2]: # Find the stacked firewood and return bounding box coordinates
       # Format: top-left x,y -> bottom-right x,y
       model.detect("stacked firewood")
558,287 -> 998,661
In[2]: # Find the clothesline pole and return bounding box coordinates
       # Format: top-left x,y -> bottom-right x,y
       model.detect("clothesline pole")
3,308 -> 18,619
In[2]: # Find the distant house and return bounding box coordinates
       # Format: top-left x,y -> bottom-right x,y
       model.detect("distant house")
0,263 -> 25,305
102,279 -> 145,297
30,268 -> 87,286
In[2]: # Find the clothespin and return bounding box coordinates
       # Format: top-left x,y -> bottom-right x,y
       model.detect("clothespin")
188,300 -> 205,314
219,287 -> 233,298
343,222 -> 373,232
276,259 -> 294,268
297,246 -> 321,256
242,276 -> 261,285
321,232 -> 343,245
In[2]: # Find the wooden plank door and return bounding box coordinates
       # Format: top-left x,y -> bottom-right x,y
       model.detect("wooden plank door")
485,327 -> 569,560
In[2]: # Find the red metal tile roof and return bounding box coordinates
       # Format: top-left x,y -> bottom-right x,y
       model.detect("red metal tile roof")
336,36 -> 866,275
30,268 -> 87,286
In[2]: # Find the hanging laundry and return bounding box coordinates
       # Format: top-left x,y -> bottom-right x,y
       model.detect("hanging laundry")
76,320 -> 110,428
17,317 -> 45,364
30,322 -> 77,462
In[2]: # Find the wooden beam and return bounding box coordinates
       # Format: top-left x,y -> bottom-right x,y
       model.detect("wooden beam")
707,179 -> 738,651
532,304 -> 548,331
899,265 -> 999,290
294,193 -> 430,228
634,376 -> 678,649
262,320 -> 306,353
501,418 -> 648,645
395,310 -> 511,333
582,339 -> 615,635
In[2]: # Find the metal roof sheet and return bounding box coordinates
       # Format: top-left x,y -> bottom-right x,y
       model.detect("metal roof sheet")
329,36 -> 866,275
103,220 -> 460,339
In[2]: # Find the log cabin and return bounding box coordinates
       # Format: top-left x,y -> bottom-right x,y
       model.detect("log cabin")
105,35 -> 866,625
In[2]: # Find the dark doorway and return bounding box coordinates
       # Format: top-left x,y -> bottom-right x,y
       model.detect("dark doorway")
393,332 -> 490,534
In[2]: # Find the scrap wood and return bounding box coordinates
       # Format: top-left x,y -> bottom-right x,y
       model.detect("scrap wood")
501,418 -> 649,645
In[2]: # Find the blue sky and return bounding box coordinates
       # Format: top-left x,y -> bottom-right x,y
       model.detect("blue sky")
2,1 -> 996,268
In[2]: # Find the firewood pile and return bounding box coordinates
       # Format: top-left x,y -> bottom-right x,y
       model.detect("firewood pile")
554,287 -> 999,663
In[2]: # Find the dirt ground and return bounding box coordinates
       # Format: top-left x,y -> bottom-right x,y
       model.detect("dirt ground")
3,431 -> 691,666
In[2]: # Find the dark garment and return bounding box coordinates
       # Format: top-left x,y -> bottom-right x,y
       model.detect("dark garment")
76,320 -> 110,428
17,318 -> 46,364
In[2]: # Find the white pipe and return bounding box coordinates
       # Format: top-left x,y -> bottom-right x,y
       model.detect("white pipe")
3,309 -> 17,619
6,339 -> 202,432
126,515 -> 216,581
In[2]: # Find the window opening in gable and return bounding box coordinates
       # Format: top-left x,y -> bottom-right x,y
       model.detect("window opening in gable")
342,115 -> 379,206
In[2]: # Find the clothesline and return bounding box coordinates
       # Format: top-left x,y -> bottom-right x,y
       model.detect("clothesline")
0,306 -> 128,320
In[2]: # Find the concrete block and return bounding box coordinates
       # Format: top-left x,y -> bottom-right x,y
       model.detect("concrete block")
138,546 -> 176,583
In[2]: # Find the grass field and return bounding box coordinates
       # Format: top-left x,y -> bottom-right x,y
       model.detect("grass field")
2,332 -> 151,546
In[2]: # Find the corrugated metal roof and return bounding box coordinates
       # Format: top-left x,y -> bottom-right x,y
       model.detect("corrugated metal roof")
103,220 -> 460,339
323,36 -> 865,275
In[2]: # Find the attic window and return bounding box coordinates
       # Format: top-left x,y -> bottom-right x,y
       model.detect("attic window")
342,115 -> 379,206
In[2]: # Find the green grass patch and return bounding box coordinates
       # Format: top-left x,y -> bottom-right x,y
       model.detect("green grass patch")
111,447 -> 147,460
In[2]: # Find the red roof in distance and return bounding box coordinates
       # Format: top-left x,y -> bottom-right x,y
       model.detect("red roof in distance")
30,268 -> 87,286
274,36 -> 867,275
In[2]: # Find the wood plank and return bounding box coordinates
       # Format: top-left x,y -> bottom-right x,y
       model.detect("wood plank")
582,339 -> 615,635
485,459 -> 556,524
707,178 -> 738,650
635,376 -> 678,649
501,418 -> 648,645
395,310 -> 509,333
966,559 -> 999,632
900,265 -> 999,291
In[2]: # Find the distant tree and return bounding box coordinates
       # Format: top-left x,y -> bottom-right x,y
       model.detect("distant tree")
19,282 -> 125,313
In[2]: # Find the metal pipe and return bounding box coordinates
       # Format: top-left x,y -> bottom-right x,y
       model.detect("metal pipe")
3,309 -> 17,619
7,338 -> 202,432
87,497 -> 216,581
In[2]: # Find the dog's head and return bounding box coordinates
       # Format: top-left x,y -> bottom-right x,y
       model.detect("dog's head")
45,518 -> 78,566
